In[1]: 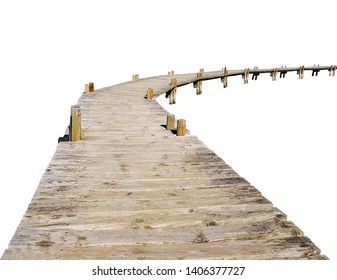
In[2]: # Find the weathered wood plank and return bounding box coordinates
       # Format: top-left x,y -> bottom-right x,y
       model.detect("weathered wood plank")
2,67 -> 331,260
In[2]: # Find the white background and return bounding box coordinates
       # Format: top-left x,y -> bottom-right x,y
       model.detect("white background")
0,0 -> 336,278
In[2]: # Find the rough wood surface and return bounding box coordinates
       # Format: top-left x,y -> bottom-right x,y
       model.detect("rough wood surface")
2,66 -> 331,260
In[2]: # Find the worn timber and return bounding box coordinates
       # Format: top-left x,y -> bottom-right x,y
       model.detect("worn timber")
2,66 -> 333,260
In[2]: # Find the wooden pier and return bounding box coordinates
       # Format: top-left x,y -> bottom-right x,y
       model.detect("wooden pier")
2,65 -> 334,260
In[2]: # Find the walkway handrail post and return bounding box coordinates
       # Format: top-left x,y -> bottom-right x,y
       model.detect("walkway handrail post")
166,114 -> 175,130
177,119 -> 186,136
70,105 -> 81,142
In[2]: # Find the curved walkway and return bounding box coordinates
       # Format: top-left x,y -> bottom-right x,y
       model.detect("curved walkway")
2,66 -> 333,259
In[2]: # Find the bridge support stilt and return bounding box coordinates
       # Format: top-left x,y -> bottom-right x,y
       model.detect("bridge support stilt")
193,69 -> 203,95
169,78 -> 177,104
242,68 -> 249,84
280,66 -> 287,78
297,66 -> 305,79
329,65 -> 336,76
221,67 -> 228,88
271,69 -> 277,81
252,66 -> 259,80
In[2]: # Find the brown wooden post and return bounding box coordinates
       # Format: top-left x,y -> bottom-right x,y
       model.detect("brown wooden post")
84,84 -> 90,94
89,82 -> 94,92
70,105 -> 81,142
221,67 -> 228,88
166,114 -> 175,130
147,88 -> 154,100
193,71 -> 203,95
177,119 -> 186,136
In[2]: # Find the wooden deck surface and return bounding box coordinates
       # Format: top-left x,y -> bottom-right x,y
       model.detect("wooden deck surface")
2,67 -> 331,260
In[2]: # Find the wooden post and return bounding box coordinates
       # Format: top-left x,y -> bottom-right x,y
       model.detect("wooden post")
89,82 -> 94,92
252,66 -> 259,80
242,68 -> 249,84
271,68 -> 277,81
169,78 -> 177,104
147,88 -> 154,100
193,71 -> 203,95
177,119 -> 186,136
84,84 -> 90,94
166,114 -> 175,130
280,65 -> 287,78
221,67 -> 228,88
132,74 -> 139,81
70,105 -> 81,142
297,66 -> 304,79
312,64 -> 320,76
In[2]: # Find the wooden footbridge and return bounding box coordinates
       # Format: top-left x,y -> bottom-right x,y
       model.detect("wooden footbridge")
2,65 -> 335,260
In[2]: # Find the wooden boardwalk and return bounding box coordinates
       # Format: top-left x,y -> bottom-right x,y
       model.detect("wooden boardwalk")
2,66 -> 334,260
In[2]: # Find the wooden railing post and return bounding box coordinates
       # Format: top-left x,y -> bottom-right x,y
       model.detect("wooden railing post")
84,84 -> 90,94
166,114 -> 175,130
146,88 -> 154,100
70,105 -> 81,142
271,68 -> 277,81
132,74 -> 139,81
297,66 -> 304,79
193,70 -> 203,95
242,68 -> 249,84
177,119 -> 186,136
89,82 -> 94,92
252,66 -> 259,80
221,67 -> 228,88
169,78 -> 177,104
280,65 -> 287,78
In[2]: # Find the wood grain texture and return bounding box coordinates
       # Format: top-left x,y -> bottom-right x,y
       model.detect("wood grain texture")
2,66 -> 332,260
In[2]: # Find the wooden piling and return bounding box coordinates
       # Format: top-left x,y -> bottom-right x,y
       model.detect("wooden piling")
85,84 -> 90,94
252,66 -> 259,80
271,69 -> 277,81
280,65 -> 287,78
193,71 -> 203,95
177,119 -> 186,136
70,105 -> 81,142
169,78 -> 177,104
221,67 -> 228,88
166,114 -> 175,130
147,88 -> 154,100
242,68 -> 249,84
89,82 -> 94,92
132,74 -> 139,81
297,66 -> 305,79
